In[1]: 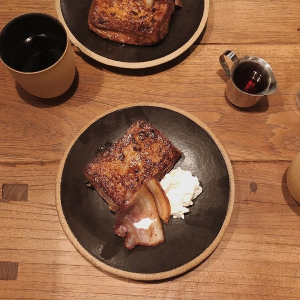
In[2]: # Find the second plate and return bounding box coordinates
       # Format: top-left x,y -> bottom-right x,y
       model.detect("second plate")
55,0 -> 209,68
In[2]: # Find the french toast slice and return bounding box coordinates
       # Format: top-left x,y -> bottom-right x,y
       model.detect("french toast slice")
88,0 -> 175,46
84,120 -> 182,212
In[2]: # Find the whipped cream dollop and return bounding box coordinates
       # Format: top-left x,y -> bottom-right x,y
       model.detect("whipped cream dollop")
160,167 -> 202,219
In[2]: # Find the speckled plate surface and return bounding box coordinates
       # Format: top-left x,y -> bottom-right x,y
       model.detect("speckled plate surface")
56,104 -> 234,281
55,0 -> 209,68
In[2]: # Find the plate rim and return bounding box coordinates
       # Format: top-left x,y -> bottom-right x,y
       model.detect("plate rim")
55,0 -> 210,69
56,103 -> 235,281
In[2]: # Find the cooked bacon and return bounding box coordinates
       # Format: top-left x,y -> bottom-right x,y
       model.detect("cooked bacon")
114,183 -> 165,250
145,178 -> 171,224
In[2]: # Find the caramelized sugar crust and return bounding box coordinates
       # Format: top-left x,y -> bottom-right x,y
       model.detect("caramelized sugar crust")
84,120 -> 182,212
88,0 -> 175,45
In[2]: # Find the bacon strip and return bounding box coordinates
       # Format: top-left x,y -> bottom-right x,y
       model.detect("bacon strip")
145,178 -> 171,224
114,184 -> 165,250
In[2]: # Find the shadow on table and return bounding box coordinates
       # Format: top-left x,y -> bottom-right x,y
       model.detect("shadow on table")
16,67 -> 80,108
281,168 -> 300,217
75,46 -> 194,77
74,24 -> 207,77
224,93 -> 270,113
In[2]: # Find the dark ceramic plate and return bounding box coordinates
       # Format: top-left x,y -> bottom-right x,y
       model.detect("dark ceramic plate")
55,0 -> 209,68
56,104 -> 234,281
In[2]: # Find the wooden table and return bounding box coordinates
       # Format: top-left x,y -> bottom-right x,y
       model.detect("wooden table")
1,0 -> 300,299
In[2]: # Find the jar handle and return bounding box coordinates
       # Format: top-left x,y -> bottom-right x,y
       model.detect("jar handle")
219,50 -> 239,78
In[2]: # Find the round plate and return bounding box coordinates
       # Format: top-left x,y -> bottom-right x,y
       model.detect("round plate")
55,0 -> 209,68
56,104 -> 234,281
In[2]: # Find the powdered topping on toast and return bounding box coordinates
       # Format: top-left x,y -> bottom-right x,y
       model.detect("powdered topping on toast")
84,120 -> 182,213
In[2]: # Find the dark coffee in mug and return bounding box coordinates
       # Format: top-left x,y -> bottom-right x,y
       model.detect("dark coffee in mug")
0,13 -> 67,73
17,34 -> 65,72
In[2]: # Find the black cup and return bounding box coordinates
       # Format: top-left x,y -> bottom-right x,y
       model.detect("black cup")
0,13 -> 67,73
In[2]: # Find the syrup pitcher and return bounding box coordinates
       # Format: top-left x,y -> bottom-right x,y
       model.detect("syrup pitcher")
219,50 -> 277,108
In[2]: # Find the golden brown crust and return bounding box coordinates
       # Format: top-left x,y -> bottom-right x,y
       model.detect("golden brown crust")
88,0 -> 175,45
84,120 -> 182,212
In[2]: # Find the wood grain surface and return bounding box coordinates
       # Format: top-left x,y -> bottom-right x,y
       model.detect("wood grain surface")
0,0 -> 300,299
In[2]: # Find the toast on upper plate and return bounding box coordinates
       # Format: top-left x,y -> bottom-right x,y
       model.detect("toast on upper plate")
88,0 -> 175,46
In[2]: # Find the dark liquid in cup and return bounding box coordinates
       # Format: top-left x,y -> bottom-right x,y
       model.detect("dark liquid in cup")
16,34 -> 65,72
233,68 -> 267,94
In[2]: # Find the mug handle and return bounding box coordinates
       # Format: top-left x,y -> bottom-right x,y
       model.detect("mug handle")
219,50 -> 239,77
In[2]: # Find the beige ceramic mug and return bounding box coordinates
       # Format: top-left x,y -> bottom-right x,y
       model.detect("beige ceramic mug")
287,153 -> 300,204
0,13 -> 75,98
